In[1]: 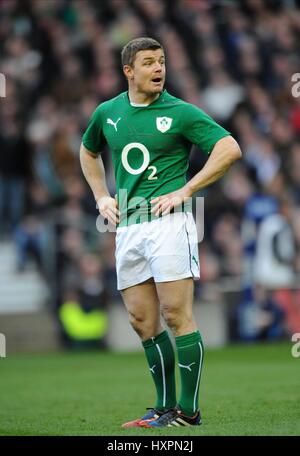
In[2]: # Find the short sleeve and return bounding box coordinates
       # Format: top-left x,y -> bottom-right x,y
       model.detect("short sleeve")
82,106 -> 107,155
181,103 -> 231,154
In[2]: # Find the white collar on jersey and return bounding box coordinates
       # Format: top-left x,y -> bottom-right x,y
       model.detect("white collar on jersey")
130,101 -> 149,107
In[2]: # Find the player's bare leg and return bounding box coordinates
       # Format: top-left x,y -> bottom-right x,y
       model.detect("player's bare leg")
143,278 -> 203,427
156,278 -> 197,337
121,278 -> 176,427
121,278 -> 162,340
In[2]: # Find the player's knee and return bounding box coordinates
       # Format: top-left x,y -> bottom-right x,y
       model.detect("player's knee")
161,305 -> 194,334
128,311 -> 155,339
128,311 -> 143,332
161,306 -> 181,332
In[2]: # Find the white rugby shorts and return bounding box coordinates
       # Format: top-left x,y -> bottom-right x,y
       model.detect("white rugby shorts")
115,212 -> 200,290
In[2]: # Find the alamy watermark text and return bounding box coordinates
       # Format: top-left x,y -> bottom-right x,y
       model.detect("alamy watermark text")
0,333 -> 6,358
0,73 -> 6,98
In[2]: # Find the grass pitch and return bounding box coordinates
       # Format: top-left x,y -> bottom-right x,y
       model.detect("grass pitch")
0,342 -> 299,436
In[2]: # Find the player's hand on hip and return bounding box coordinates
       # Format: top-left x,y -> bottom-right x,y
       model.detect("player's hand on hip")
150,186 -> 192,216
97,195 -> 120,225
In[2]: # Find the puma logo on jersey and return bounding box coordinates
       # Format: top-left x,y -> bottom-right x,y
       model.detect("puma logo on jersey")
107,117 -> 121,131
178,362 -> 196,372
150,364 -> 156,374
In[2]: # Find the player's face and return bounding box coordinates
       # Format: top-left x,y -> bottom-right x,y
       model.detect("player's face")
128,49 -> 166,96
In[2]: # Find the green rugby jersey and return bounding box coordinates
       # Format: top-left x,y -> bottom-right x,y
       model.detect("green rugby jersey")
82,89 -> 230,225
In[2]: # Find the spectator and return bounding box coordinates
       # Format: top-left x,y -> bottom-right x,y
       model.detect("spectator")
253,194 -> 296,289
14,180 -> 51,274
59,253 -> 108,349
0,118 -> 32,234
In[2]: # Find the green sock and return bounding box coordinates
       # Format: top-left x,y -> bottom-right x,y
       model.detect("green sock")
142,330 -> 176,410
175,330 -> 204,416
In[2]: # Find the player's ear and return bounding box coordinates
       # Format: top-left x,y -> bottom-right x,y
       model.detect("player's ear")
123,65 -> 134,80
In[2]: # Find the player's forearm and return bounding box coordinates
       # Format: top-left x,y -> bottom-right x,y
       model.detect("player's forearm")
185,136 -> 242,195
79,143 -> 111,202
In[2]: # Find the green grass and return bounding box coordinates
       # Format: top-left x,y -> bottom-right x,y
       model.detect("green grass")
0,343 -> 299,436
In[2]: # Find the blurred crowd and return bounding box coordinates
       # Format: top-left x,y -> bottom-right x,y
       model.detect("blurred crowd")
1,0 -> 300,343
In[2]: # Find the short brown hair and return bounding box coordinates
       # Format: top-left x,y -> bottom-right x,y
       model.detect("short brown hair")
121,37 -> 163,67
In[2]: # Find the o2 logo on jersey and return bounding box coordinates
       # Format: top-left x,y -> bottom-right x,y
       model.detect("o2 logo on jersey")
291,333 -> 300,358
121,142 -> 157,180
